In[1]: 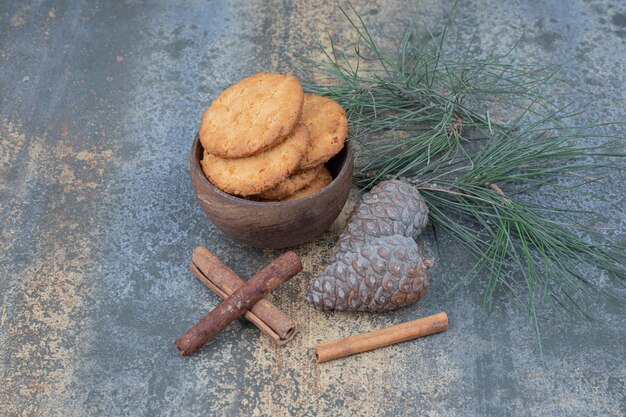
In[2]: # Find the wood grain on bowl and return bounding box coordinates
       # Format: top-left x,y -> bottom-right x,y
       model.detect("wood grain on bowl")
190,134 -> 353,248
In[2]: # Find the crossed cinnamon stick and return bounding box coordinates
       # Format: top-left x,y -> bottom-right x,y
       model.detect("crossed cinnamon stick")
176,246 -> 301,356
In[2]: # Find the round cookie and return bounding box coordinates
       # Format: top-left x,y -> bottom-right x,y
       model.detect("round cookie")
256,165 -> 323,200
201,123 -> 310,196
298,94 -> 348,170
200,72 -> 304,158
283,167 -> 333,201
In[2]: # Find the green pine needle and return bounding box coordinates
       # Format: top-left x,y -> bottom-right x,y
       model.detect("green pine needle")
301,4 -> 626,320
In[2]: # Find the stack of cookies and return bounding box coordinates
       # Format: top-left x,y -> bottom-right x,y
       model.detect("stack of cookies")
199,72 -> 348,201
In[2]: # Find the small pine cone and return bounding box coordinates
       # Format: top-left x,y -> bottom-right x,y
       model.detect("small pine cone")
307,235 -> 433,312
333,180 -> 429,259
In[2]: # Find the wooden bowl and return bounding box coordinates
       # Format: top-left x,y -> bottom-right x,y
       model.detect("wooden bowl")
190,134 -> 354,248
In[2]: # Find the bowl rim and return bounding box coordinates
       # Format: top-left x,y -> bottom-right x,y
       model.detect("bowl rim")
190,134 -> 353,207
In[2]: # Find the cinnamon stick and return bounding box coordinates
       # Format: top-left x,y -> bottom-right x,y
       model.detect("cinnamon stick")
189,246 -> 298,345
176,251 -> 302,356
314,312 -> 448,363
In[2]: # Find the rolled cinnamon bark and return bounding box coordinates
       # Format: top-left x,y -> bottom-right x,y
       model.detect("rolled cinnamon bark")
189,246 -> 298,345
314,312 -> 448,363
176,251 -> 302,356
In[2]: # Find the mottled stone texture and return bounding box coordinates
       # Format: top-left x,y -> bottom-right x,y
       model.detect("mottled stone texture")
0,1 -> 624,416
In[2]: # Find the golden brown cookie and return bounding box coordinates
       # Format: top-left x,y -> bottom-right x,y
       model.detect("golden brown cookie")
256,165 -> 323,200
199,72 -> 304,158
298,94 -> 348,170
283,166 -> 332,201
201,123 -> 310,196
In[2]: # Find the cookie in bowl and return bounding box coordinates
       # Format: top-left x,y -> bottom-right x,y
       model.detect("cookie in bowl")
191,72 -> 353,248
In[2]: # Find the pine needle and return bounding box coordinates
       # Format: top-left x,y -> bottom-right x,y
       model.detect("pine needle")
300,4 -> 626,320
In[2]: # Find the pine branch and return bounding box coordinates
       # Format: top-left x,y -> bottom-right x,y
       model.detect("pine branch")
300,4 -> 626,320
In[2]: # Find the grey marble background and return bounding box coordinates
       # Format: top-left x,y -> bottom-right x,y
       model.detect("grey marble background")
1,1 -> 624,416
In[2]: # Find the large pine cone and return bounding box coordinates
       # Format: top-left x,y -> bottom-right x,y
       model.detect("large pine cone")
307,235 -> 433,312
332,180 -> 429,259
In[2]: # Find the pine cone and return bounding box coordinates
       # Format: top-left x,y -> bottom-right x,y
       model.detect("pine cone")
332,180 -> 429,259
307,235 -> 433,312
